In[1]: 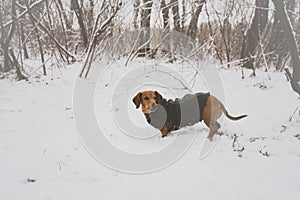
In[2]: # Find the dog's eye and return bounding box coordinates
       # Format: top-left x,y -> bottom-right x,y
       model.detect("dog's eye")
144,96 -> 149,100
154,96 -> 157,100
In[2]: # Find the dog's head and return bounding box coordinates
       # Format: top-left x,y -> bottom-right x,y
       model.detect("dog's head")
132,91 -> 163,114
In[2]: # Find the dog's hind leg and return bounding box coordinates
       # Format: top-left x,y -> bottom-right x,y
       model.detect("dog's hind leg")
207,129 -> 216,141
214,121 -> 221,129
206,121 -> 221,141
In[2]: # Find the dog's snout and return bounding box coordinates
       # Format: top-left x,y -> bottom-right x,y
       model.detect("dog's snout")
149,103 -> 159,112
150,102 -> 156,108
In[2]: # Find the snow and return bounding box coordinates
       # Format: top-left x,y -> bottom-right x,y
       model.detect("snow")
0,59 -> 300,200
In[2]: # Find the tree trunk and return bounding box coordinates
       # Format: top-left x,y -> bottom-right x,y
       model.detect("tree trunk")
161,0 -> 169,29
17,0 -> 29,59
25,2 -> 75,62
170,0 -> 180,32
45,0 -> 53,32
56,0 -> 72,30
37,36 -> 46,76
141,0 -> 153,28
71,0 -> 88,48
181,0 -> 186,32
267,0 -> 289,71
0,0 -> 17,72
133,0 -> 141,29
140,0 -> 153,55
20,23 -> 29,59
9,49 -> 26,80
241,0 -> 269,72
187,0 -> 206,40
54,0 -> 68,50
205,2 -> 223,65
87,0 -> 94,34
272,0 -> 300,95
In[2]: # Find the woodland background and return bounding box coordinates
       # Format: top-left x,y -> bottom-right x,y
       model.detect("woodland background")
0,0 -> 300,93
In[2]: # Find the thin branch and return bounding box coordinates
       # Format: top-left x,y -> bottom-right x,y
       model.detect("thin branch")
5,0 -> 46,28
25,2 -> 75,61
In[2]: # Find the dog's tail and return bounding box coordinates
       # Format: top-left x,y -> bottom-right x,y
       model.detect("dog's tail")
220,103 -> 248,121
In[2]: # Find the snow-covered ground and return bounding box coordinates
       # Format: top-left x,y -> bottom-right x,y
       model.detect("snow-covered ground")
0,60 -> 299,200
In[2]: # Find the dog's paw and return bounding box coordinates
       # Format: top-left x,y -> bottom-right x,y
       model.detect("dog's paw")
207,136 -> 213,142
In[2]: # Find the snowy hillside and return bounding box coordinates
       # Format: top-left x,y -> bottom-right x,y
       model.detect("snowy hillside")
0,60 -> 300,200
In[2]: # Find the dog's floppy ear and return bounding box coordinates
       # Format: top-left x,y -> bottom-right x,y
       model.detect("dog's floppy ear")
155,91 -> 163,104
132,92 -> 142,109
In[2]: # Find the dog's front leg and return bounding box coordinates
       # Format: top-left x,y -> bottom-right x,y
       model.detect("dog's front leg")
161,121 -> 173,138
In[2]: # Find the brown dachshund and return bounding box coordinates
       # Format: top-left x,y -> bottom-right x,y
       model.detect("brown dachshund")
133,91 -> 247,141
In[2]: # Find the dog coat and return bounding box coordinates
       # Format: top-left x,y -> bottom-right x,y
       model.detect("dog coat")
145,92 -> 210,131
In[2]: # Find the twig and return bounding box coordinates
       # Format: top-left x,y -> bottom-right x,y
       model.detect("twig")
4,0 -> 46,28
155,69 -> 192,92
232,133 -> 238,148
25,2 -> 75,61
289,107 -> 299,122
280,125 -> 287,133
259,145 -> 270,157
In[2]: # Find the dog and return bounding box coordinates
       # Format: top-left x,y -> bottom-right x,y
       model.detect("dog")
132,91 -> 247,141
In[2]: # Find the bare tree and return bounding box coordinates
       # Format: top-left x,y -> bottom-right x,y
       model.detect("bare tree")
141,0 -> 153,28
0,0 -> 17,72
54,0 -> 69,50
241,0 -> 269,75
187,0 -> 206,40
133,0 -> 141,29
161,0 -> 169,30
213,1 -> 235,67
139,0 -> 153,55
9,49 -> 26,80
171,0 -> 180,32
80,2 -> 121,77
25,1 -> 75,62
18,0 -> 29,59
71,0 -> 88,48
56,0 -> 72,31
267,0 -> 297,71
87,0 -> 94,33
205,3 -> 223,65
272,0 -> 300,94
181,0 -> 186,32
20,23 -> 29,59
